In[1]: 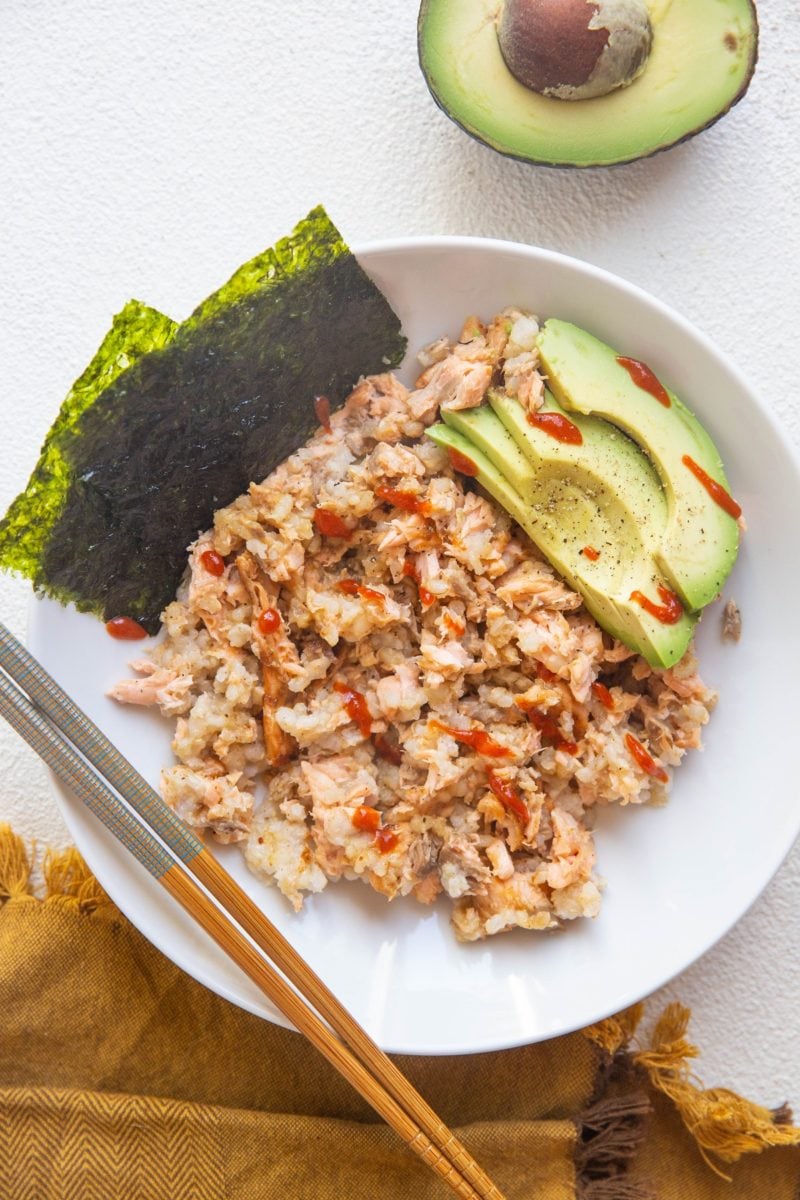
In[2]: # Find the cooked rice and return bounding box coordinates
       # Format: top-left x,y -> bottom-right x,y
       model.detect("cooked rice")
110,310 -> 716,940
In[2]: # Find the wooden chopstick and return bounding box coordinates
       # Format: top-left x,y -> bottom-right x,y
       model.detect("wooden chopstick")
0,625 -> 507,1200
0,663 -> 483,1199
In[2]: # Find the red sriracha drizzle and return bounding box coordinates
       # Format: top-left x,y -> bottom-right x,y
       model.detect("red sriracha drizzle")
336,579 -> 386,606
616,356 -> 671,407
431,719 -> 511,758
351,805 -> 380,833
106,616 -> 148,640
375,483 -> 431,515
486,769 -> 528,823
516,698 -> 578,754
526,411 -> 583,445
523,706 -> 560,741
353,808 -> 401,854
257,607 -> 281,634
592,681 -> 615,711
682,455 -> 742,520
334,680 -> 371,737
200,549 -> 225,576
313,508 -> 352,539
447,447 -> 479,476
625,733 -> 668,784
630,584 -> 684,625
374,826 -> 399,854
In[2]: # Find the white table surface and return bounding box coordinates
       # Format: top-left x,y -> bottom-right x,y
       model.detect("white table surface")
1,0 -> 798,1104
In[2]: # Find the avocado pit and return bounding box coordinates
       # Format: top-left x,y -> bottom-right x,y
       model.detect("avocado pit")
497,0 -> 654,101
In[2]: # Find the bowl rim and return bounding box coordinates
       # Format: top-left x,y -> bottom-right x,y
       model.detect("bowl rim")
354,233 -> 800,481
33,233 -> 800,1055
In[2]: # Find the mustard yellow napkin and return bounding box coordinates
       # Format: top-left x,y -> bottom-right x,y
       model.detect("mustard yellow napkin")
0,826 -> 797,1200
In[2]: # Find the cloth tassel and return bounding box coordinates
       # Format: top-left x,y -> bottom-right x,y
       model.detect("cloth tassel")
576,1089 -> 652,1199
632,1003 -> 800,1174
42,846 -> 109,912
584,1003 -> 645,1058
0,823 -> 32,902
581,1181 -> 655,1200
0,828 -> 109,913
3,825 -> 799,1193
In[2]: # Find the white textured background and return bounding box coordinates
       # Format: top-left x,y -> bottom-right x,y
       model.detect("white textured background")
1,0 -> 798,1104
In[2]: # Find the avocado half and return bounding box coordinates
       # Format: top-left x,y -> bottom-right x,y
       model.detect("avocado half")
418,0 -> 759,167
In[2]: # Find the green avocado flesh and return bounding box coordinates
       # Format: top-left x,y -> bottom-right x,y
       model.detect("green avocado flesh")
432,398 -> 697,669
418,0 -> 758,167
538,319 -> 740,611
0,207 -> 406,631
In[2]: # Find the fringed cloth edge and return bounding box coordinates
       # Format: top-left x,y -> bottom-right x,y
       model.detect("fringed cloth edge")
3,822 -> 798,1192
583,1003 -> 800,1188
0,823 -> 112,914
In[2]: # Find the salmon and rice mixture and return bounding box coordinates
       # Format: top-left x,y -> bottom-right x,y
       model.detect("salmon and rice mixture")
111,310 -> 715,941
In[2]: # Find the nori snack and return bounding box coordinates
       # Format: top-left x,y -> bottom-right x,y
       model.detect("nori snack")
0,207 -> 406,631
0,301 -> 178,593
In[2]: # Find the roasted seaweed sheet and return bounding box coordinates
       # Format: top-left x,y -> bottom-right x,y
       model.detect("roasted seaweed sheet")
0,207 -> 406,631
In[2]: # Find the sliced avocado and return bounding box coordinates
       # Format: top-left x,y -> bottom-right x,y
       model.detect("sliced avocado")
538,319 -> 740,611
442,401 -> 539,500
429,419 -> 539,538
418,0 -> 758,168
484,387 -> 665,518
429,408 -> 697,668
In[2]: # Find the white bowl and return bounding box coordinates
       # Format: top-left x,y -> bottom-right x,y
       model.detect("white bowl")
30,236 -> 800,1054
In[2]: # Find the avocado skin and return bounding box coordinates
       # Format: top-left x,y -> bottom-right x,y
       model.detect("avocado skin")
417,0 -> 758,169
428,409 -> 697,669
537,319 -> 740,612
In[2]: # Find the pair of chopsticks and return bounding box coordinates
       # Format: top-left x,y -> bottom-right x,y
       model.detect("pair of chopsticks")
0,621 -> 506,1200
